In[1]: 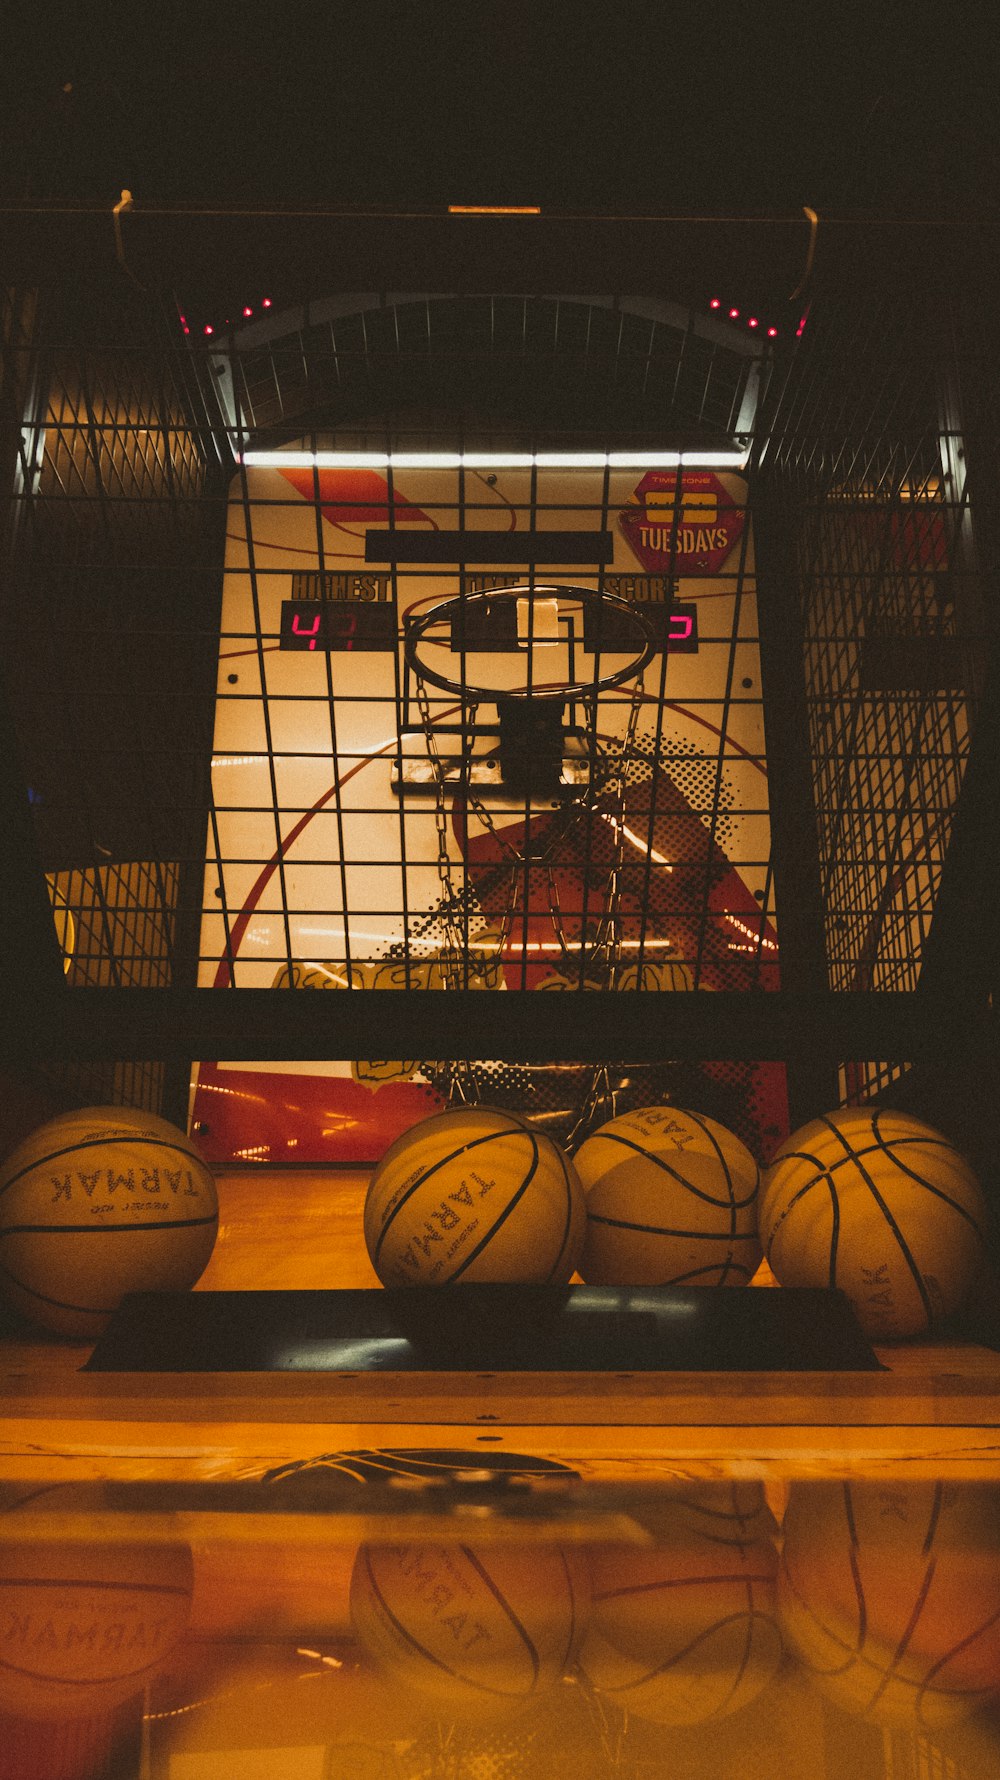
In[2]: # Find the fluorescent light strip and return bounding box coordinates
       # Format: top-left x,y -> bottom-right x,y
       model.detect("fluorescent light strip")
241,449 -> 748,470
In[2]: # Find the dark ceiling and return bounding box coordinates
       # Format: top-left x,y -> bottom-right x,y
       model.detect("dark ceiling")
2,5 -> 997,218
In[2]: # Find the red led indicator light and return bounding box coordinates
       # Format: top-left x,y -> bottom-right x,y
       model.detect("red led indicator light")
767,327 -> 778,338
728,307 -> 740,319
262,298 -> 272,308
242,305 -> 253,317
203,324 -> 214,336
182,325 -> 190,335
709,298 -> 721,309
748,317 -> 759,329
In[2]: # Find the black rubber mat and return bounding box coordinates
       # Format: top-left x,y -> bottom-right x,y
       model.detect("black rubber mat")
84,1284 -> 882,1372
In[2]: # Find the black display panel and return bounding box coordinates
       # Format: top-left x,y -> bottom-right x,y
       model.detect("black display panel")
447,594 -> 698,654
583,597 -> 698,653
279,600 -> 397,651
365,530 -> 615,564
86,1285 -> 881,1372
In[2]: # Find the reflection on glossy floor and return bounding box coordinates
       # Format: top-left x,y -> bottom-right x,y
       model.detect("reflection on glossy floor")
3,1468 -> 999,1778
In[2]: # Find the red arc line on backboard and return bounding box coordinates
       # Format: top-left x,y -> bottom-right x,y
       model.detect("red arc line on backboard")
211,694 -> 768,984
211,712 -> 461,986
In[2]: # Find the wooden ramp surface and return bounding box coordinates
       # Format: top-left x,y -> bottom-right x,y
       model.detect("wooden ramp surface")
2,1168 -> 999,1484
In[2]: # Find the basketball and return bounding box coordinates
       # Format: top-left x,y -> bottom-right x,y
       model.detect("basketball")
637,1480 -> 779,1548
263,1447 -> 580,1488
363,1105 -> 585,1287
0,1106 -> 219,1339
580,1517 -> 782,1725
759,1108 -> 989,1340
573,1105 -> 761,1286
779,1481 -> 1000,1730
0,1538 -> 193,1718
350,1539 -> 591,1720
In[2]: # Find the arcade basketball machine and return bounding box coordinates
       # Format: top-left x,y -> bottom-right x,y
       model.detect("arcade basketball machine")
0,207 -> 999,1775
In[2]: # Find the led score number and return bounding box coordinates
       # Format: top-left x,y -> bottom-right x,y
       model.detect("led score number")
279,602 -> 397,652
278,599 -> 698,655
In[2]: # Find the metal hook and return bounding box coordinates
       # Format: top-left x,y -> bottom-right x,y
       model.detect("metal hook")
112,188 -> 146,289
789,205 -> 819,303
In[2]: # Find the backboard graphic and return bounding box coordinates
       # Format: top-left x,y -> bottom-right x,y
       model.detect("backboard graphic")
191,459 -> 785,1163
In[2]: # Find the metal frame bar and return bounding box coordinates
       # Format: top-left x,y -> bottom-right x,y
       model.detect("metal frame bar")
3,987 -> 990,1064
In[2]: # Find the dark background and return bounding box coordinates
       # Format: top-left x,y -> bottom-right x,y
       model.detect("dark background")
2,3 -> 997,216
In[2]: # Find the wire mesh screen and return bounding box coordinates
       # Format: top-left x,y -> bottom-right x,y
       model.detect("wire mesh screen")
1,247 -> 996,1157
1,283 -> 219,1115
760,233 -> 995,1110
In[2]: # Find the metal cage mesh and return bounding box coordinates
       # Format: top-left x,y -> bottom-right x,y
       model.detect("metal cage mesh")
1,240 -> 996,1151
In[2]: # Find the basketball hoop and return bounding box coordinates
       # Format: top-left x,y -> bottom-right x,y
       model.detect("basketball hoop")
402,583 -> 659,702
399,584 -> 664,1137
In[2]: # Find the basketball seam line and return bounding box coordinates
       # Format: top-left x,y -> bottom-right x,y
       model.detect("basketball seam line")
0,1577 -> 190,1596
781,1558 -> 862,1670
869,1117 -> 986,1239
842,1480 -> 859,1549
828,1175 -> 840,1292
544,1143 -> 577,1285
460,1545 -> 541,1684
919,1602 -> 1000,1703
0,1254 -> 127,1316
360,1549 -> 529,1695
595,1570 -> 775,1599
592,1609 -> 778,1689
658,1260 -> 754,1283
557,1547 -> 580,1673
1,1217 -> 218,1237
446,1137 -> 541,1283
764,1138 -> 967,1182
921,1482 -> 944,1556
850,1532 -> 868,1648
764,1136 -> 982,1219
582,1132 -> 756,1210
0,1651 -> 185,1688
868,1554 -> 938,1712
725,1581 -> 756,1711
0,1137 -> 207,1201
819,1114 -> 935,1328
763,1159 -> 835,1261
684,1107 -> 742,1233
588,1215 -> 754,1240
372,1124 -> 529,1267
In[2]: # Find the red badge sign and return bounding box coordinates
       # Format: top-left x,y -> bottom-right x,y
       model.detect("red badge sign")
619,470 -> 745,576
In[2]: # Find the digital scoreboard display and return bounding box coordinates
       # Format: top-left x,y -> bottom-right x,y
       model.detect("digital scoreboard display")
279,600 -> 397,651
279,573 -> 698,655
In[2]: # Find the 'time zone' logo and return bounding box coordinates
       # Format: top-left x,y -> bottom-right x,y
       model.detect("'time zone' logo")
620,470 -> 745,575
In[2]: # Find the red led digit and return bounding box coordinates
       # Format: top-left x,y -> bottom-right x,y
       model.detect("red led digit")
668,613 -> 694,643
292,611 -> 322,650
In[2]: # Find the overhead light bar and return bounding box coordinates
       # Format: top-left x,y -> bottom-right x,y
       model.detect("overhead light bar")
241,449 -> 749,470
448,205 -> 541,215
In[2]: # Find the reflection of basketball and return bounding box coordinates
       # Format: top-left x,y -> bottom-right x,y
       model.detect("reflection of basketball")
263,1448 -> 580,1488
364,1106 -> 585,1287
574,1105 -> 760,1286
350,1541 -> 590,1720
779,1481 -> 1000,1731
637,1480 -> 778,1549
0,1106 -> 219,1338
759,1109 -> 989,1339
580,1520 -> 781,1726
0,1539 -> 193,1718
